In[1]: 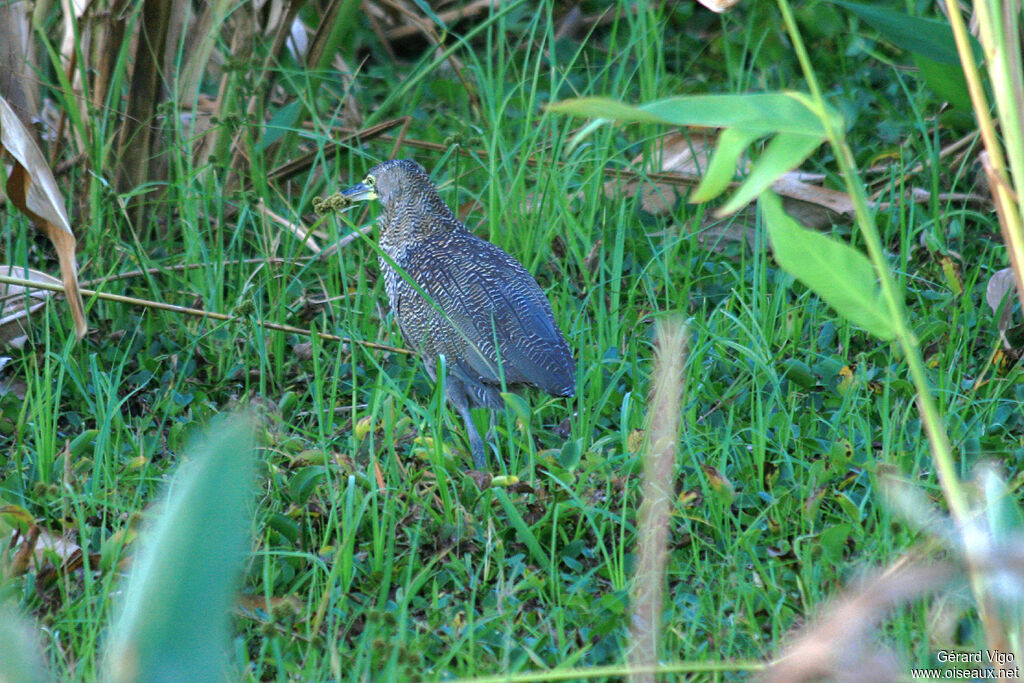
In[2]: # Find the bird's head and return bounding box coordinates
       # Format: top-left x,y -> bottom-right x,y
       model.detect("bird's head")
342,159 -> 436,209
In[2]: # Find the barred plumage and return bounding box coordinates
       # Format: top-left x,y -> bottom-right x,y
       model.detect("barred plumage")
342,159 -> 575,468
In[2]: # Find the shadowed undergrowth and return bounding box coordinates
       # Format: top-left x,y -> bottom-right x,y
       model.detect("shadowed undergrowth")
0,1 -> 1020,680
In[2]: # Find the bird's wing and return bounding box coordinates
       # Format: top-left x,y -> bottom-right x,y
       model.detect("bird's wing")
402,240 -> 575,396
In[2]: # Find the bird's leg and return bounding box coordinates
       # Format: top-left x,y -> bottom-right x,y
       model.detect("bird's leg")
453,399 -> 487,469
485,410 -> 498,443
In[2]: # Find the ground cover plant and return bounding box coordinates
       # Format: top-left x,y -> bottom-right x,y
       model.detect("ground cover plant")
0,0 -> 1022,680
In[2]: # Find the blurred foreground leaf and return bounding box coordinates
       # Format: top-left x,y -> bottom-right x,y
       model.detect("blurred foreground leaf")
103,413 -> 256,683
0,606 -> 47,683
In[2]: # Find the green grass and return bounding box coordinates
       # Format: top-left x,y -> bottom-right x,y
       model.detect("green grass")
0,0 -> 1020,680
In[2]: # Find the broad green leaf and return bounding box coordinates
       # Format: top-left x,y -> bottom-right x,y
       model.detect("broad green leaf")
500,391 -> 534,426
834,3 -> 977,112
104,413 -> 256,683
779,358 -> 816,388
691,127 -> 762,203
550,93 -> 836,210
261,100 -> 303,150
760,192 -> 896,340
550,93 -> 829,137
719,132 -> 825,215
558,438 -> 583,469
833,1 -> 978,65
639,93 -> 826,135
546,96 -> 669,124
914,55 -> 972,112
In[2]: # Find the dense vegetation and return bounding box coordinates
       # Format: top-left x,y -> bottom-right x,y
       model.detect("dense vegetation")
0,1 -> 1019,680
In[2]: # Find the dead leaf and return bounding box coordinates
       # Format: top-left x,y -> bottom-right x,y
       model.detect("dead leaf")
612,131 -> 856,228
0,503 -> 33,532
0,94 -> 87,339
618,131 -> 715,215
697,0 -> 743,11
0,0 -> 39,131
5,522 -> 81,577
770,172 -> 854,229
0,266 -> 61,348
986,267 -> 1021,350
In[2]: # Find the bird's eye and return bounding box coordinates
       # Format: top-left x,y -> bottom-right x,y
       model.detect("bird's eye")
365,175 -> 376,187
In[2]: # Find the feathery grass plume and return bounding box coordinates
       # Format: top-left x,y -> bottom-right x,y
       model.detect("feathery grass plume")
628,318 -> 687,683
760,562 -> 953,683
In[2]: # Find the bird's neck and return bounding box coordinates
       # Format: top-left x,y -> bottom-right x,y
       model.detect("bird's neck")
381,193 -> 464,246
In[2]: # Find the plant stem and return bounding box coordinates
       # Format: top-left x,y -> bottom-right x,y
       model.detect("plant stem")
776,0 -> 968,524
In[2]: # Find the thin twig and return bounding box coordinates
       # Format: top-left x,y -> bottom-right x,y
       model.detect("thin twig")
0,274 -> 410,355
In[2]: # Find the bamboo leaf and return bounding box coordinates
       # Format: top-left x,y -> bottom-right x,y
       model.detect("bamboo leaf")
550,93 -> 835,212
760,192 -> 896,339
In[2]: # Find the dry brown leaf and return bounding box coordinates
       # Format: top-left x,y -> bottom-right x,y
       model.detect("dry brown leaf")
646,130 -> 717,178
0,266 -> 61,348
697,0 -> 743,11
5,523 -> 81,577
616,131 -> 714,215
771,172 -> 855,221
693,209 -> 759,252
0,94 -> 87,339
0,1 -> 39,130
986,267 -> 1020,349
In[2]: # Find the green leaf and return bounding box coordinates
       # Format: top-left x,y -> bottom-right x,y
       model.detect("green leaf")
493,489 -> 548,568
0,607 -> 47,683
819,523 -> 852,561
104,413 -> 256,683
779,359 -> 816,388
261,100 -> 302,150
833,1 -> 978,65
914,55 -> 972,112
288,466 -> 327,504
719,132 -> 825,215
500,392 -> 533,426
639,93 -> 826,135
550,93 -> 827,136
835,2 -> 977,112
545,96 -> 672,124
691,127 -> 762,203
267,512 -> 302,545
558,438 -> 583,470
550,93 -> 834,210
759,192 -> 897,340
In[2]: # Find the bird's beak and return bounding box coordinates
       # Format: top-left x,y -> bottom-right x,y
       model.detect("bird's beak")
341,182 -> 377,203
